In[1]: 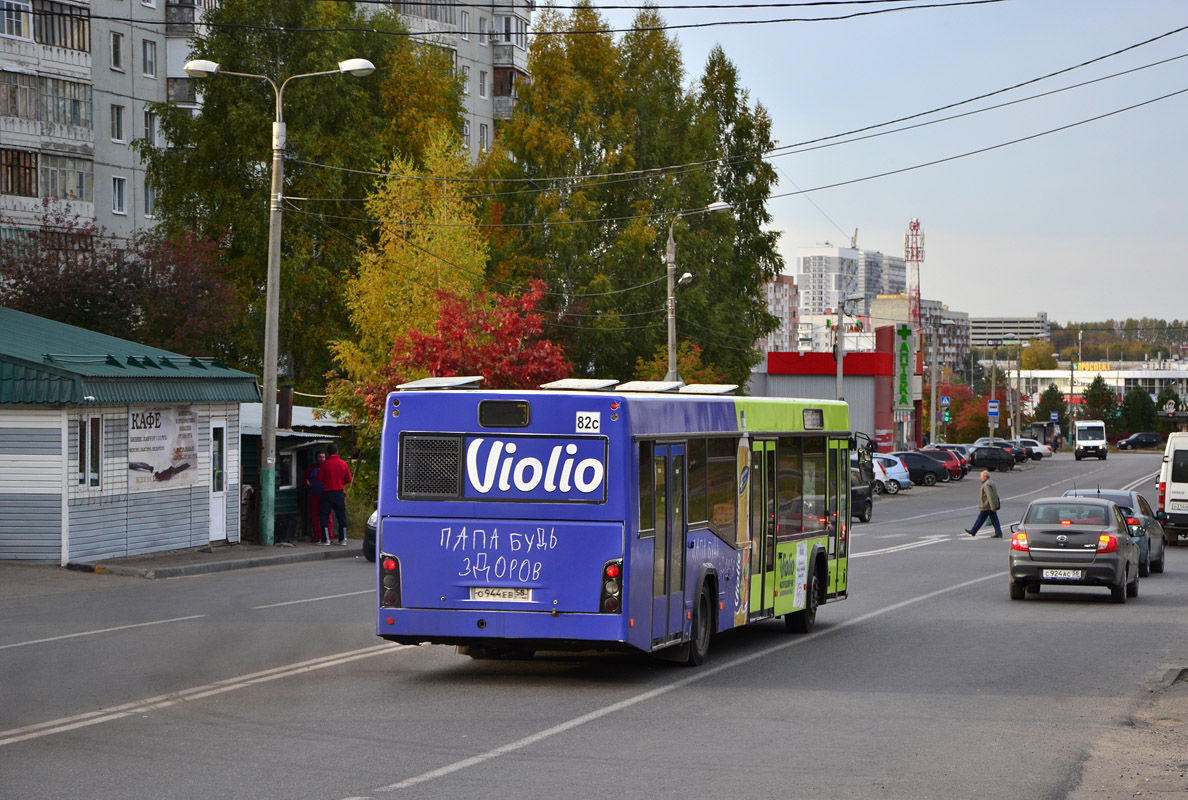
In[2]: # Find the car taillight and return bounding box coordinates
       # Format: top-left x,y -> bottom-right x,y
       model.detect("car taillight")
600,558 -> 623,613
1126,517 -> 1140,527
1010,532 -> 1029,551
1097,535 -> 1118,553
380,556 -> 401,607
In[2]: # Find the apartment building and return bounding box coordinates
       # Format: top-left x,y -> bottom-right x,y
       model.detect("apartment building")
757,273 -> 798,353
795,244 -> 860,316
398,0 -> 533,161
870,294 -> 970,376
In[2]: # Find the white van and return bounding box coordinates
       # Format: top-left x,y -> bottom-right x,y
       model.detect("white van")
1073,419 -> 1108,461
1157,432 -> 1188,542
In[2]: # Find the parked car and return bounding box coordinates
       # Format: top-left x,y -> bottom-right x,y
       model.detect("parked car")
973,436 -> 1028,462
1063,488 -> 1165,575
934,443 -> 973,473
1008,497 -> 1140,602
364,508 -> 378,562
969,445 -> 1014,472
851,466 -> 873,523
891,451 -> 950,486
1118,432 -> 1163,450
1010,438 -> 1052,460
873,454 -> 912,494
919,448 -> 965,480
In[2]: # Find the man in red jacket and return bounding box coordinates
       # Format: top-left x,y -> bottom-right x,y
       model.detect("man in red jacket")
318,443 -> 353,546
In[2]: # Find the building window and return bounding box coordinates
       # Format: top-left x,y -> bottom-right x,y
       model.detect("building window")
40,154 -> 92,201
478,16 -> 487,45
459,9 -> 468,39
462,120 -> 470,149
0,70 -> 38,119
144,180 -> 155,217
78,416 -> 102,488
495,15 -> 527,48
478,123 -> 488,152
142,39 -> 156,77
110,31 -> 123,70
41,76 -> 92,127
33,0 -> 89,51
478,70 -> 487,98
112,175 -> 126,214
1,0 -> 32,39
0,148 -> 37,196
461,64 -> 469,95
110,103 -> 123,140
397,1 -> 454,24
142,108 -> 157,146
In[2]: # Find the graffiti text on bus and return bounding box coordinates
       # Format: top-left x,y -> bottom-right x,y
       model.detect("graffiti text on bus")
440,525 -> 558,584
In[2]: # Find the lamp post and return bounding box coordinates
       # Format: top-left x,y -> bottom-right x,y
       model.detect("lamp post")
835,292 -> 864,401
184,57 -> 375,546
665,201 -> 731,383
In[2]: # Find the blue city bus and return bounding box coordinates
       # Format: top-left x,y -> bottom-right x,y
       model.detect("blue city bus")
375,378 -> 858,665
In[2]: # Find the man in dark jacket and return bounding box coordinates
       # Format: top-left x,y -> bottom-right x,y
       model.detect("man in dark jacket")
318,444 -> 353,546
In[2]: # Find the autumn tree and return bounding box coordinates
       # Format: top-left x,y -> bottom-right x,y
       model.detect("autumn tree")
634,342 -> 723,384
0,201 -> 233,355
1020,339 -> 1058,369
136,0 -> 463,389
485,6 -> 778,385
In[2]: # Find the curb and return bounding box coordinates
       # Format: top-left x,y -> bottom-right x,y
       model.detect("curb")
66,546 -> 358,579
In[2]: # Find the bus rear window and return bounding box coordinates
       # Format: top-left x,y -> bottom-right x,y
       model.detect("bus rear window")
478,400 -> 530,427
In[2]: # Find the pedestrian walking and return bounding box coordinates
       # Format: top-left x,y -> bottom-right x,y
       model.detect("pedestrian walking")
966,470 -> 1003,538
318,443 -> 353,546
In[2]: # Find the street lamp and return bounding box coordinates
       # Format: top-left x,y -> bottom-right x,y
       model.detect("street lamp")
665,200 -> 731,383
184,57 -> 375,546
835,292 -> 865,401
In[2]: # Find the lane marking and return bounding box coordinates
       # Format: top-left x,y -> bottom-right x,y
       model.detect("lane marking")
853,535 -> 950,557
0,644 -> 407,747
254,590 -> 372,609
370,571 -> 1004,794
0,615 -> 207,651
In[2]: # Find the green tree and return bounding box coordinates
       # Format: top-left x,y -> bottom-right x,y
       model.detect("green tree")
1119,387 -> 1158,434
1081,375 -> 1120,430
1156,384 -> 1182,434
486,6 -> 778,386
136,0 -> 463,389
1034,383 -> 1067,432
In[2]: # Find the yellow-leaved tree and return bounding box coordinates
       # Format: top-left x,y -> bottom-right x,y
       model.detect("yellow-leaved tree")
332,125 -> 488,386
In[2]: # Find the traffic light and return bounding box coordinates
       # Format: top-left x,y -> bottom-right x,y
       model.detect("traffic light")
944,410 -> 951,422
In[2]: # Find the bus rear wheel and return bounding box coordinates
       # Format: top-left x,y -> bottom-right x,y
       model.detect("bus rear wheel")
686,586 -> 712,666
785,569 -> 819,633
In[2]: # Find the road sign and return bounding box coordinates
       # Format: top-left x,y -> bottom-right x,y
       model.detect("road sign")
940,395 -> 951,407
1050,411 -> 1059,423
988,400 -> 1000,418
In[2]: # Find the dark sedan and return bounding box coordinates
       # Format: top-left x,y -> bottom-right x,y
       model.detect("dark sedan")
364,508 -> 377,562
1063,488 -> 1166,575
890,451 -> 949,486
969,445 -> 1014,472
1117,432 -> 1163,450
850,466 -> 873,523
1008,497 -> 1140,603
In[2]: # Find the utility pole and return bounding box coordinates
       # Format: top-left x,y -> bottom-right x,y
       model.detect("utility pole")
989,340 -> 998,439
929,327 -> 939,444
835,301 -> 845,401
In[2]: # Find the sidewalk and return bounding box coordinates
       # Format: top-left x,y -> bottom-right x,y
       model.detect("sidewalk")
64,538 -> 362,579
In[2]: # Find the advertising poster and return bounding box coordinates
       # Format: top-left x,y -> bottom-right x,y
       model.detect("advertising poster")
128,406 -> 199,491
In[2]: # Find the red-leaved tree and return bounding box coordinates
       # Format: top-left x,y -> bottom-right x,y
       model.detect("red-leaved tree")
356,280 -> 570,419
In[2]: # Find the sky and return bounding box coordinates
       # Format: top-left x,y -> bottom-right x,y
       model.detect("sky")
593,0 -> 1188,326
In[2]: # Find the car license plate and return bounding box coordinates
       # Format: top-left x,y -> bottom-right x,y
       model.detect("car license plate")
1042,569 -> 1083,580
470,586 -> 532,602
1171,502 -> 1188,512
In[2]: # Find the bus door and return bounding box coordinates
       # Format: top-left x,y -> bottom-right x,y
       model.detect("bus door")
828,440 -> 850,595
749,440 -> 777,618
651,444 -> 687,644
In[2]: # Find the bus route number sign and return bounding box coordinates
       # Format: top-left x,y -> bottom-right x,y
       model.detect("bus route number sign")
576,412 -> 601,433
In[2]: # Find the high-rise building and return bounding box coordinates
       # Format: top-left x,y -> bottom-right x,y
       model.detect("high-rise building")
870,294 -> 970,376
796,244 -> 860,316
758,273 -> 798,352
969,313 -> 1051,347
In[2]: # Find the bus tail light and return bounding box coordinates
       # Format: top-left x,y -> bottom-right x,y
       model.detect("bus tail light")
1159,481 -> 1166,511
1097,535 -> 1118,553
380,556 -> 402,608
600,559 -> 623,613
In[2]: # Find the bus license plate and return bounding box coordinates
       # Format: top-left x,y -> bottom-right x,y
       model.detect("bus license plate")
470,587 -> 532,602
1042,569 -> 1083,580
1171,502 -> 1188,512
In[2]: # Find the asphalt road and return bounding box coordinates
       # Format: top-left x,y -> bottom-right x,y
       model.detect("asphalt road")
2,450 -> 1184,800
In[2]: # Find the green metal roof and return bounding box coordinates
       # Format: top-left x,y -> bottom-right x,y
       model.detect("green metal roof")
0,307 -> 262,405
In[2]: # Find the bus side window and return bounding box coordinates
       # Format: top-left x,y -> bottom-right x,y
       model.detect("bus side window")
777,437 -> 803,535
707,437 -> 737,544
802,436 -> 826,534
687,438 -> 708,526
638,441 -> 654,534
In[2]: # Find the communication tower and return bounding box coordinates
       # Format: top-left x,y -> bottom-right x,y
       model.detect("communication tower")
905,218 -> 924,331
